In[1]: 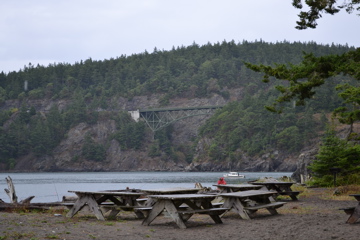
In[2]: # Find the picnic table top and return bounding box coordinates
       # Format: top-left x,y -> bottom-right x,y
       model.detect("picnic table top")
250,182 -> 295,186
141,187 -> 200,194
147,193 -> 217,200
220,190 -> 276,198
213,184 -> 262,188
68,190 -> 145,196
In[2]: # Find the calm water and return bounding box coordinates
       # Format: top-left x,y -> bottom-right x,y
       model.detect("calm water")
0,172 -> 292,203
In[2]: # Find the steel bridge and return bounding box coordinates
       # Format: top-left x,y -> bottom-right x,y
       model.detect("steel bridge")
129,106 -> 223,132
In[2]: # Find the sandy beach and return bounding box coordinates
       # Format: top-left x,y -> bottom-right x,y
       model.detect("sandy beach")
0,188 -> 359,240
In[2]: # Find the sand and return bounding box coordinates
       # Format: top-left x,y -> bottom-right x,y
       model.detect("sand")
0,188 -> 359,240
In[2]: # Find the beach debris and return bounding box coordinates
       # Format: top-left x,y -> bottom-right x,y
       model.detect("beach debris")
62,196 -> 78,202
5,176 -> 18,203
1,175 -> 63,211
194,182 -> 217,193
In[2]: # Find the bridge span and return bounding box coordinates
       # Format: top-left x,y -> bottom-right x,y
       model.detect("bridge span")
129,105 -> 223,131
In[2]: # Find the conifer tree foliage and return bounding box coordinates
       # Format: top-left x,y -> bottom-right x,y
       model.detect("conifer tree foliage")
245,49 -> 360,113
293,0 -> 360,29
243,0 -> 360,184
308,125 -> 360,185
198,93 -> 323,160
333,83 -> 360,137
0,41 -> 355,170
112,112 -> 145,150
82,133 -> 106,162
245,1 -> 360,114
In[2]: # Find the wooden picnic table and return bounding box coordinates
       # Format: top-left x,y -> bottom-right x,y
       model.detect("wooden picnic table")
213,184 -> 262,193
250,182 -> 300,200
141,194 -> 229,229
141,187 -> 200,195
219,190 -> 286,219
340,194 -> 360,223
140,187 -> 201,206
65,190 -> 146,220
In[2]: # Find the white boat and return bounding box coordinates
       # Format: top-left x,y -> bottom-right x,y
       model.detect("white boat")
223,172 -> 245,178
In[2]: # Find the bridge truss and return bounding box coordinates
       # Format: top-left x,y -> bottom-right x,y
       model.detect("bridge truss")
138,106 -> 222,132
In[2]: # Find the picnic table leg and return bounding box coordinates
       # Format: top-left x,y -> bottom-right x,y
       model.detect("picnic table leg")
106,209 -> 121,219
232,198 -> 250,220
221,197 -> 234,217
142,200 -> 166,226
347,205 -> 360,223
289,194 -> 298,201
66,196 -> 88,218
164,201 -> 188,229
259,186 -> 276,202
66,194 -> 105,221
134,210 -> 145,219
201,200 -> 223,224
266,207 -> 279,215
84,195 -> 106,220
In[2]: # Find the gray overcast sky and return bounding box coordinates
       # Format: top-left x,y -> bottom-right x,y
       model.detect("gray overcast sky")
1,0 -> 359,73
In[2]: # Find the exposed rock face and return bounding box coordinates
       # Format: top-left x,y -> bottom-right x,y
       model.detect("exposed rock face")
291,147 -> 318,183
186,146 -> 298,172
1,89 -> 308,174
13,120 -> 189,172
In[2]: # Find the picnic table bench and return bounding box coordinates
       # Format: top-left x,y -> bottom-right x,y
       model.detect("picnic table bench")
220,190 -> 286,219
339,194 -> 360,223
141,193 -> 229,229
250,182 -> 300,200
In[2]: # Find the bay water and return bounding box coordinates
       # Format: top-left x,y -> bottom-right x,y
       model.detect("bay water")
0,171 -> 292,203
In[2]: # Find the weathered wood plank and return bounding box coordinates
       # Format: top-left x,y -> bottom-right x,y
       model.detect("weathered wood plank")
339,206 -> 355,215
346,205 -> 360,223
244,202 -> 286,211
142,200 -> 165,226
164,201 -> 187,229
177,207 -> 229,214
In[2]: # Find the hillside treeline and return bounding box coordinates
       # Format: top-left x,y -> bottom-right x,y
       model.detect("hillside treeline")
0,40 -> 355,170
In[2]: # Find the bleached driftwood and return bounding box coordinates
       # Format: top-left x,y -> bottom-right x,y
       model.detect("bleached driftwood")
5,176 -> 18,203
19,196 -> 35,205
0,176 -> 62,211
62,195 -> 78,202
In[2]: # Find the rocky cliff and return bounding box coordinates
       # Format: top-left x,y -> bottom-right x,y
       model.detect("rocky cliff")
1,88 -> 316,175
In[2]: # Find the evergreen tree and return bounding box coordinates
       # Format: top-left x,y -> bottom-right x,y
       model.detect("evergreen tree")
309,126 -> 360,178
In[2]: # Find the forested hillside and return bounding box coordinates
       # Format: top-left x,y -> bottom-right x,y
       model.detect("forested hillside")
0,40 -> 355,172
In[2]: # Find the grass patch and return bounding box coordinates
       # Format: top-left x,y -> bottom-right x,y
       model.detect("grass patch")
290,185 -> 360,201
45,234 -> 60,239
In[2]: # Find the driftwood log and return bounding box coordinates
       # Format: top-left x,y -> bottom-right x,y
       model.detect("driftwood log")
5,176 -> 18,203
1,176 -> 63,211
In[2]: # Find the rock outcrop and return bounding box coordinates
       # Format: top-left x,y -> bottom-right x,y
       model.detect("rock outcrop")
0,89 -> 319,175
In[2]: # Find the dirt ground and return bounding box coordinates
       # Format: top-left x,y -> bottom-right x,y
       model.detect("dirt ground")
0,188 -> 359,240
